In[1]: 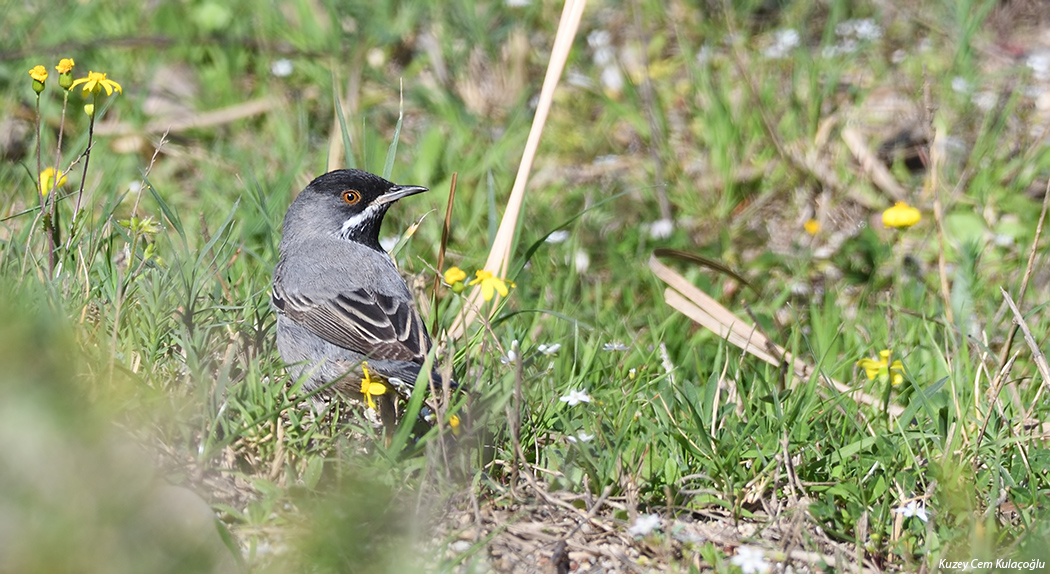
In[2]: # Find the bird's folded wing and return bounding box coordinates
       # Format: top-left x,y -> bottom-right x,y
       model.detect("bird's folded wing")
273,284 -> 429,364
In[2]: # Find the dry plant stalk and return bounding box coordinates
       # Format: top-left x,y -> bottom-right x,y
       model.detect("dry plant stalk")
841,126 -> 907,201
649,255 -> 904,417
1001,288 -> 1050,409
991,178 -> 1050,419
448,0 -> 587,339
96,96 -> 284,137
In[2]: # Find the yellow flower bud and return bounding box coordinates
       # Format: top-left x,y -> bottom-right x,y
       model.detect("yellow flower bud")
56,58 -> 75,90
443,266 -> 467,285
29,65 -> 47,94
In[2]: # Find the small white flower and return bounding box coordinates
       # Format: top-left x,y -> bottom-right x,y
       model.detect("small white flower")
592,46 -> 614,67
501,340 -> 520,365
587,30 -> 612,49
603,342 -> 629,352
566,431 -> 594,443
599,65 -> 624,93
537,343 -> 562,356
659,343 -> 675,383
627,514 -> 661,536
505,0 -> 530,6
730,545 -> 771,574
546,230 -> 570,244
836,19 -> 881,41
894,500 -> 929,522
1028,52 -> 1050,81
270,59 -> 293,77
366,48 -> 386,69
972,91 -> 997,111
762,29 -> 799,59
574,249 -> 590,273
853,19 -> 882,41
379,236 -> 398,252
696,44 -> 713,65
559,389 -> 591,406
648,218 -> 674,240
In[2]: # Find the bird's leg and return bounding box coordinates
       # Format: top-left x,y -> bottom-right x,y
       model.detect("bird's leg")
378,392 -> 399,444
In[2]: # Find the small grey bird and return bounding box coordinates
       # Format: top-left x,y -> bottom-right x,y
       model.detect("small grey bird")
272,169 -> 443,422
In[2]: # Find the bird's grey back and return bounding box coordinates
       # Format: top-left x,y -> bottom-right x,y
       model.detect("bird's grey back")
277,234 -> 410,302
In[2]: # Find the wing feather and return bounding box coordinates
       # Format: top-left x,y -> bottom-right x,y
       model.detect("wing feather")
273,281 -> 429,364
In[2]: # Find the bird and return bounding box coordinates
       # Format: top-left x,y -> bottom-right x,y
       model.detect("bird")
271,168 -> 448,427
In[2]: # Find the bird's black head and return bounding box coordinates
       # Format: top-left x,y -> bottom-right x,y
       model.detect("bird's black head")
284,169 -> 428,252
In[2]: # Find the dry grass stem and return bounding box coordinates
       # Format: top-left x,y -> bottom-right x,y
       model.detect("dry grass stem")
650,255 -> 904,417
449,0 -> 587,339
96,96 -> 285,137
1001,288 -> 1050,407
841,126 -> 907,201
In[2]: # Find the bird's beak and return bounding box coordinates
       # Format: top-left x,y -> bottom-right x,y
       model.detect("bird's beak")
375,184 -> 428,206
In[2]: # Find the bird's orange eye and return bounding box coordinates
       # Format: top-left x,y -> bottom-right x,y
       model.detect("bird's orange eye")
342,190 -> 361,205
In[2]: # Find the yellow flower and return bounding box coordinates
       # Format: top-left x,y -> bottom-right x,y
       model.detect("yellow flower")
39,168 -> 67,197
444,266 -> 468,293
804,219 -> 820,235
882,202 -> 921,229
358,361 -> 386,410
444,266 -> 467,285
29,65 -> 47,93
29,65 -> 48,83
856,350 -> 904,386
70,71 -> 123,98
56,59 -> 75,90
469,269 -> 513,301
449,414 -> 461,436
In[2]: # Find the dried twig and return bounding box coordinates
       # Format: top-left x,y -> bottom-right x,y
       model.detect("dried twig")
992,178 -> 1050,414
432,172 -> 458,308
924,66 -> 955,331
1001,288 -> 1050,407
841,126 -> 907,201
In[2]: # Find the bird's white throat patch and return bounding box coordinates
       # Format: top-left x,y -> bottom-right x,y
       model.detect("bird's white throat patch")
339,204 -> 383,239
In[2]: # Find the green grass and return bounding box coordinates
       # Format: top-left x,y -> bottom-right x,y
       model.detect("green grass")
3,0 -> 1050,572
